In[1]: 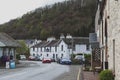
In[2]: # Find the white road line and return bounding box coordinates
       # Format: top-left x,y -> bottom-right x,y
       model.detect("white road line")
77,67 -> 81,80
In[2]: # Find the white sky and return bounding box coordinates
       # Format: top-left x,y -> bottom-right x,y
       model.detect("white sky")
0,0 -> 66,24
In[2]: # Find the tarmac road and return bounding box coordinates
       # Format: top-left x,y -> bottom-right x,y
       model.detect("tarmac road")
0,61 -> 82,80
0,61 -> 69,80
54,65 -> 82,80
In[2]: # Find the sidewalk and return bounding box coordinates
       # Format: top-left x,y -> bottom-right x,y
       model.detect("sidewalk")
82,71 -> 99,80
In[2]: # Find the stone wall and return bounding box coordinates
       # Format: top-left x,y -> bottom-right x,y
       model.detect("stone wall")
107,0 -> 120,80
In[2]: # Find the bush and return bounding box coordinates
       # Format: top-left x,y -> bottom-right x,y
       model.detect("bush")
16,54 -> 20,60
71,59 -> 83,65
99,70 -> 114,80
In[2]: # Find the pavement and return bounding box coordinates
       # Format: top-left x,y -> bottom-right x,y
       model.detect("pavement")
82,71 -> 99,80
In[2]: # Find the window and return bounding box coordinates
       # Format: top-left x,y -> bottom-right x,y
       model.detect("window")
55,46 -> 57,52
33,53 -> 35,56
86,45 -> 89,50
33,47 -> 35,51
56,54 -> 58,59
61,45 -> 63,51
46,48 -> 49,52
41,48 -> 42,52
105,19 -> 108,41
41,54 -> 42,56
61,54 -> 63,58
50,47 -> 51,52
47,54 -> 49,57
37,48 -> 38,52
113,39 -> 115,73
53,54 -> 55,58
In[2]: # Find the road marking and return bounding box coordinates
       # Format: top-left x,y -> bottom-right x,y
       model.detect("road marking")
77,67 -> 81,80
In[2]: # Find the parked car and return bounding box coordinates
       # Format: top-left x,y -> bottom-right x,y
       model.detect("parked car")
74,55 -> 83,60
74,55 -> 84,65
60,58 -> 71,65
42,57 -> 51,63
20,55 -> 26,60
28,56 -> 35,60
35,56 -> 43,61
51,58 -> 55,62
56,58 -> 61,63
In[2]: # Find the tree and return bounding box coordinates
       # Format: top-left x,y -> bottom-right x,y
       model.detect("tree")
16,40 -> 29,56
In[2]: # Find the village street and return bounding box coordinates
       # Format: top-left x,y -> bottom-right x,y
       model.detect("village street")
0,61 -> 82,80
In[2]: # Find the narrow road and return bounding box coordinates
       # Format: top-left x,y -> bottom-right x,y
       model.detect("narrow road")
0,61 -> 69,80
0,61 -> 82,80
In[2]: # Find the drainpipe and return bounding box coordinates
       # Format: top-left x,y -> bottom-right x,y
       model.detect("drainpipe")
105,18 -> 108,69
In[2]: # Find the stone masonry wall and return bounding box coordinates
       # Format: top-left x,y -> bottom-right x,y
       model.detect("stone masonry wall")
107,0 -> 120,80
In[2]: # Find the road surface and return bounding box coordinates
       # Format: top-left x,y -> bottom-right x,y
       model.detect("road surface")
0,61 -> 69,80
0,61 -> 82,80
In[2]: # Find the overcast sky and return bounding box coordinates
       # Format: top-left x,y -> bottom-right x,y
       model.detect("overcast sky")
0,0 -> 66,24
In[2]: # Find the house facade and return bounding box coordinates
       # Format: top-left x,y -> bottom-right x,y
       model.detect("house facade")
95,0 -> 120,79
30,35 -> 91,61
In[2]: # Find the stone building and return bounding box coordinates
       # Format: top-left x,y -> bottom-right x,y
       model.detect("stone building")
95,0 -> 120,79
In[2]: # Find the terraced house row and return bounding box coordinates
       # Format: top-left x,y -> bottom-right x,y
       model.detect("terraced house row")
29,34 -> 91,61
95,0 -> 120,79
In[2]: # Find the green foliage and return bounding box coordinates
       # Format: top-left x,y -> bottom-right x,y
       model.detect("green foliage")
84,54 -> 91,60
71,59 -> 80,65
71,54 -> 76,59
84,54 -> 91,67
16,40 -> 29,56
16,54 -> 20,60
0,0 -> 97,39
99,70 -> 114,80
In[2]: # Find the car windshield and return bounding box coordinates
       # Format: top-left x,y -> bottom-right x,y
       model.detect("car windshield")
62,58 -> 70,61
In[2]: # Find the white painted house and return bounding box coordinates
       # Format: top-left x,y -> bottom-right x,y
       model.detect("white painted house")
30,35 -> 91,60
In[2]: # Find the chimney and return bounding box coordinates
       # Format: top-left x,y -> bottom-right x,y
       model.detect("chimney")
60,33 -> 65,39
66,34 -> 72,39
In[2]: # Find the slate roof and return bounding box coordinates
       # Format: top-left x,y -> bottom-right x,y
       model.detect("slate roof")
31,41 -> 48,48
62,37 -> 89,45
25,39 -> 35,45
0,33 -> 20,47
44,40 -> 59,47
59,37 -> 89,49
31,37 -> 89,48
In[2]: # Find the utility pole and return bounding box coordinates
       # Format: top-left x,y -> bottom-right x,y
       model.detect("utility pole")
71,37 -> 74,59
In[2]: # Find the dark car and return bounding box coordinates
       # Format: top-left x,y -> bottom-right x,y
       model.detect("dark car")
35,56 -> 43,61
60,58 -> 71,65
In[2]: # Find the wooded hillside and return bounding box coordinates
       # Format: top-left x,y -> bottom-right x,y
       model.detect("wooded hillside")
0,0 -> 97,40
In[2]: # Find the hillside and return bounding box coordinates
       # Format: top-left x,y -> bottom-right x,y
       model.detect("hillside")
0,0 -> 97,40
